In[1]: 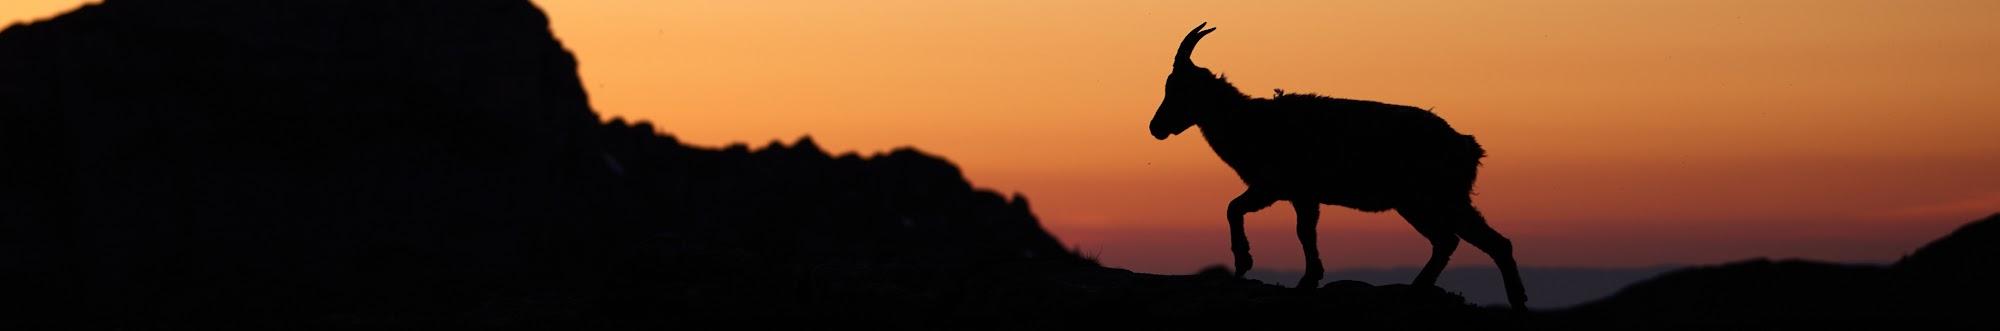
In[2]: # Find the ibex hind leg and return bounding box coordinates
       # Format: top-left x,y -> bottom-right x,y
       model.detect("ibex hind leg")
1450,203 -> 1528,311
1395,205 -> 1460,288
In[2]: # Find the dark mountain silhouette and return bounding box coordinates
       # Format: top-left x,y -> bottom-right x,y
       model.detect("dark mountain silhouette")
1556,213 -> 2000,329
1894,211 -> 2000,302
0,1 -> 1505,329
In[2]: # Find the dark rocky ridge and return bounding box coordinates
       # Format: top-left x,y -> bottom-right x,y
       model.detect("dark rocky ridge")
0,0 -> 1500,328
1556,213 -> 2000,329
0,0 -> 618,326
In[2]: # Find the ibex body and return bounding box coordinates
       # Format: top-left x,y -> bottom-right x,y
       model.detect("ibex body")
1149,23 -> 1527,310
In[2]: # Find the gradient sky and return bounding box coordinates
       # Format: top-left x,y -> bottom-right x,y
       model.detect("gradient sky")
8,0 -> 1996,274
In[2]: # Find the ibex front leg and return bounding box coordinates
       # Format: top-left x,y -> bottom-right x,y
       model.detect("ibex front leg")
1226,191 -> 1276,278
1293,200 -> 1323,288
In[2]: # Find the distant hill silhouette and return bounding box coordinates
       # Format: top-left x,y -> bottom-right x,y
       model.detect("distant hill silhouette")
0,0 -> 1500,329
1895,212 -> 2000,299
1557,213 -> 2000,329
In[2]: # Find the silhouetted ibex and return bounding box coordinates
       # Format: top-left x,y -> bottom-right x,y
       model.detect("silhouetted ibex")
1149,23 -> 1526,310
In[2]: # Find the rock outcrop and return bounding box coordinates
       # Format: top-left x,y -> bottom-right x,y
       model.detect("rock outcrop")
0,0 -> 1086,327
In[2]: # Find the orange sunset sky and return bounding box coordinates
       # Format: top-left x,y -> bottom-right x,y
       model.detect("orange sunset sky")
7,0 -> 1996,273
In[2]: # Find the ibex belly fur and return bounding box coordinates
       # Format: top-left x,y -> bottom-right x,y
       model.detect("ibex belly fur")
1149,23 -> 1527,310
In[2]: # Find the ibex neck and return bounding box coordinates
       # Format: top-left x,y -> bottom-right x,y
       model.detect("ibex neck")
1188,74 -> 1250,137
1191,97 -> 1261,177
1192,94 -> 1251,130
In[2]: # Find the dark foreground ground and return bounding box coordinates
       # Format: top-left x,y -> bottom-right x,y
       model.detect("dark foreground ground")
1,1 -> 1992,329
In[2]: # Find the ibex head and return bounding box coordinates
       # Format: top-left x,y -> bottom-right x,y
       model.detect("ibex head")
1151,22 -> 1227,140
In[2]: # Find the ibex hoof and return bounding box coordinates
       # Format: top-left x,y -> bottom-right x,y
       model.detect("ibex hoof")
1295,276 -> 1322,289
1232,256 -> 1253,278
1297,265 -> 1323,289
